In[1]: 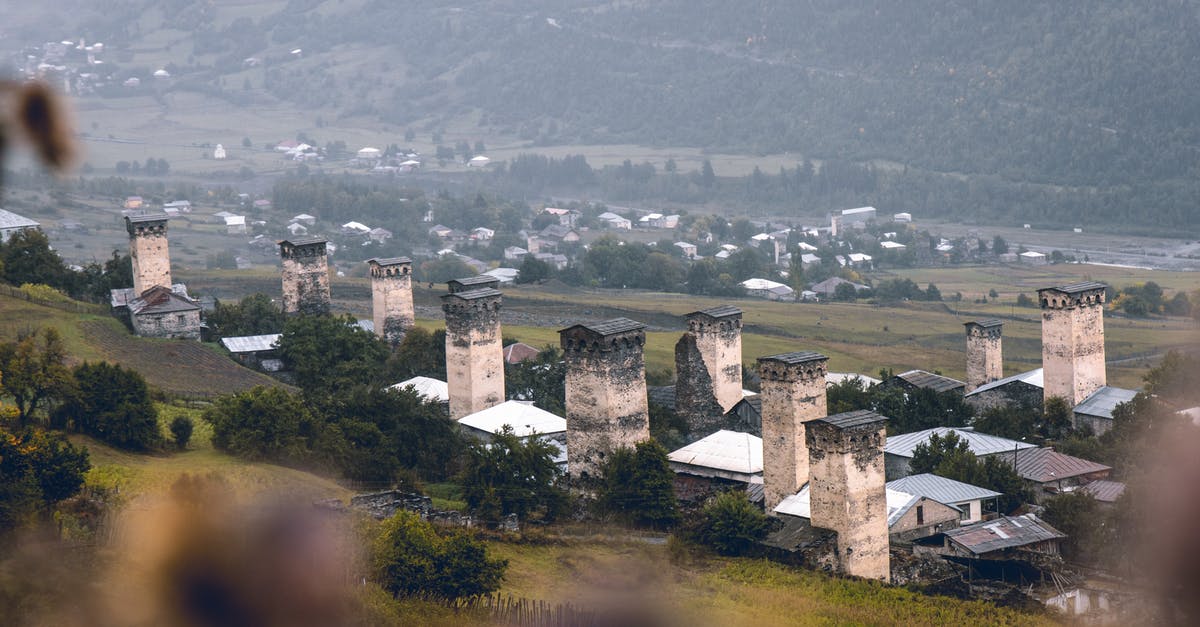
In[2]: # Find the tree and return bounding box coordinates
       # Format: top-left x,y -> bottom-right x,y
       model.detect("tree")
700,159 -> 716,188
0,230 -> 72,290
206,293 -> 286,339
0,425 -> 89,530
598,440 -> 679,529
992,236 -> 1009,255
170,415 -> 194,450
458,427 -> 566,524
515,254 -> 550,284
925,283 -> 943,301
372,510 -> 506,604
505,347 -> 565,415
833,281 -> 858,302
0,328 -> 72,425
686,491 -> 773,556
276,314 -> 391,396
910,432 -> 1031,513
327,385 -> 462,482
205,386 -> 317,464
909,432 -> 975,476
386,327 -> 447,381
242,136 -> 252,147
57,361 -> 160,450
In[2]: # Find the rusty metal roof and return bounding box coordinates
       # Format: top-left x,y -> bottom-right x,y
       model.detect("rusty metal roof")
1011,448 -> 1111,484
943,514 -> 1065,555
759,351 -> 827,365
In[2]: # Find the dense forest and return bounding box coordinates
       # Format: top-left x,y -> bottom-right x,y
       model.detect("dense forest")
17,0 -> 1200,231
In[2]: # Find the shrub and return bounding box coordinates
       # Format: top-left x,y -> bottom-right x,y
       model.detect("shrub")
170,415 -> 194,450
372,510 -> 506,604
598,440 -> 679,529
686,491 -> 773,556
58,361 -> 160,450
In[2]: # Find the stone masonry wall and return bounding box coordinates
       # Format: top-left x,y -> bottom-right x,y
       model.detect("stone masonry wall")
674,334 -> 725,435
131,309 -> 201,340
443,293 -> 505,420
807,420 -> 890,582
1041,294 -> 1106,405
280,244 -> 331,315
562,330 -> 650,480
965,325 -> 1003,393
371,262 -> 414,344
759,354 -> 828,510
128,221 -> 171,295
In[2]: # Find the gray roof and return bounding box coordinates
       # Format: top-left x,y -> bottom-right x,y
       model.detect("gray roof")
944,514 -> 1065,555
964,318 -> 1003,329
885,427 -> 1037,459
128,285 -> 200,315
759,351 -> 827,365
1039,281 -> 1107,295
126,213 -> 169,224
442,287 -> 502,301
565,318 -> 645,336
689,305 -> 742,319
887,473 -> 1001,506
449,275 -> 500,289
1073,386 -> 1138,420
1011,447 -> 1110,483
965,368 -> 1043,397
368,256 -> 412,266
811,409 -> 885,430
277,236 -> 327,246
0,208 -> 39,230
220,334 -> 282,353
890,369 -> 965,393
1080,480 -> 1126,503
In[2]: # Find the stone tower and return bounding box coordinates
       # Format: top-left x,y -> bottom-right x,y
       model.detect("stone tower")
278,237 -> 331,316
675,306 -> 743,433
758,351 -> 828,510
1038,282 -> 1107,405
368,257 -> 414,344
560,318 -> 650,480
125,215 -> 171,295
963,319 -> 1004,393
442,285 -> 505,420
806,409 -> 890,582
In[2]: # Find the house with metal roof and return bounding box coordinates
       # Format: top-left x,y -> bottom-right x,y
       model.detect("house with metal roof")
1080,480 -> 1126,506
885,427 -> 1037,479
0,208 -> 41,241
1010,448 -> 1111,503
887,473 -> 1002,524
388,376 -> 450,404
1073,386 -> 1138,435
964,368 -> 1043,411
882,369 -> 966,395
127,285 -> 201,340
502,342 -> 541,364
457,400 -> 566,440
669,430 -> 762,482
939,514 -> 1065,558
220,333 -> 284,371
774,483 -> 960,543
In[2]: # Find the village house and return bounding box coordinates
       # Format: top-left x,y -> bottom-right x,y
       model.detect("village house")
1009,448 -> 1112,503
126,285 -> 202,340
503,246 -> 528,261
389,376 -> 450,405
502,342 -> 540,364
880,370 -> 966,395
457,400 -> 566,442
596,211 -> 632,230
471,227 -> 495,241
774,483 -> 960,544
809,277 -> 869,299
533,252 -> 569,270
0,208 -> 40,242
538,224 -> 581,244
290,213 -> 317,226
884,427 -> 1037,479
368,228 -> 393,243
1020,250 -> 1048,264
964,368 -> 1044,412
483,268 -> 519,285
124,196 -> 144,210
740,278 -> 794,301
225,215 -> 247,235
220,333 -> 284,372
668,430 -> 763,504
1072,386 -> 1138,435
1079,480 -> 1126,507
928,514 -> 1065,560
894,212 -> 913,223
886,473 -> 1002,524
674,241 -> 698,258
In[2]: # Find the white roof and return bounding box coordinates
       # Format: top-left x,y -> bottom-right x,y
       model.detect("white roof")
797,242 -> 818,251
389,376 -> 450,403
965,368 -> 1043,397
469,155 -> 491,163
750,232 -> 773,241
0,208 -> 39,230
827,372 -> 882,387
213,211 -> 237,219
800,253 -> 821,264
1020,250 -> 1046,258
342,221 -> 370,232
220,334 -> 280,353
483,267 -> 519,282
886,427 -> 1037,459
224,215 -> 246,226
668,430 -> 763,477
848,253 -> 872,262
842,206 -> 877,216
887,473 -> 1001,506
740,278 -> 789,291
674,241 -> 695,249
880,241 -> 907,249
774,483 -> 917,527
458,400 -> 566,437
720,244 -> 740,251
357,147 -> 381,155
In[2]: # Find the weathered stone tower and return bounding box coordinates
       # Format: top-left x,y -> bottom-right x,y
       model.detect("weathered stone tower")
442,284 -> 505,420
964,319 -> 1004,393
368,257 -> 414,344
125,215 -> 172,295
1038,282 -> 1107,406
758,351 -> 828,510
278,237 -> 331,316
675,306 -> 743,433
806,409 -> 890,582
560,318 -> 650,480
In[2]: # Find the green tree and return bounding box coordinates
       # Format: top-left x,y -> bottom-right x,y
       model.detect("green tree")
205,386 -> 317,463
372,511 -> 506,604
58,362 -> 160,450
833,281 -> 858,302
700,159 -> 716,188
385,327 -> 447,381
1040,491 -> 1099,561
598,440 -> 679,529
458,427 -> 566,524
206,293 -> 286,339
515,254 -> 550,284
0,328 -> 72,425
505,346 -> 565,415
327,385 -> 462,482
909,431 -> 975,476
992,236 -> 1009,255
277,314 -> 391,395
170,415 -> 194,450
0,230 -> 72,290
0,425 -> 89,530
687,490 -> 773,556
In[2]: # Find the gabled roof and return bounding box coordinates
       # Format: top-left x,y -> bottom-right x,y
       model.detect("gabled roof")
503,342 -> 541,364
389,376 -> 449,403
129,285 -> 200,315
1040,281 -> 1107,295
668,430 -> 763,478
774,483 -> 919,528
442,287 -> 501,301
277,236 -> 327,247
943,514 -> 1065,555
1074,386 -> 1138,420
810,409 -> 885,430
458,400 -> 566,437
688,305 -> 742,319
965,368 -> 1043,397
887,473 -> 1001,506
221,334 -> 282,353
368,256 -> 412,266
890,369 -> 966,393
1080,480 -> 1126,503
885,427 -> 1037,459
1011,448 -> 1111,483
965,318 -> 1004,329
448,275 -> 501,292
561,317 -> 645,336
760,351 -> 826,365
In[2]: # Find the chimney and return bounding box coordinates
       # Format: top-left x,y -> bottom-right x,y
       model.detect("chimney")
758,351 -> 828,510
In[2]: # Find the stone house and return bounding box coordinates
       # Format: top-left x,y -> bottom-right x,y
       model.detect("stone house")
964,368 -> 1044,412
886,473 -> 1002,524
127,285 -> 201,340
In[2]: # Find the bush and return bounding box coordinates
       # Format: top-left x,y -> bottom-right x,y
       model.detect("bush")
204,386 -> 316,463
598,440 -> 679,529
372,510 -> 506,604
170,415 -> 194,450
686,491 -> 773,556
458,427 -> 565,525
58,362 -> 160,450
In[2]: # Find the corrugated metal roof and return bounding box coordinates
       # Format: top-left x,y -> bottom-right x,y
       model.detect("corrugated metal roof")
1011,447 -> 1111,483
1074,386 -> 1138,420
668,430 -> 763,476
827,372 -> 883,387
458,400 -> 566,438
125,213 -> 168,224
448,275 -> 501,290
944,514 -> 1065,555
1080,480 -> 1126,503
389,376 -> 449,403
965,368 -> 1043,397
220,334 -> 281,353
892,370 -> 966,393
885,427 -> 1037,459
689,305 -> 742,319
760,351 -> 827,365
0,208 -> 40,229
887,473 -> 1001,506
368,256 -> 412,266
774,483 -> 917,528
811,409 -> 885,430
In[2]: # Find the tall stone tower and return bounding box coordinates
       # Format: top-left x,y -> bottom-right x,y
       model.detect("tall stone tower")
125,215 -> 172,295
368,257 -> 414,344
1038,282 -> 1107,406
758,351 -> 828,510
442,285 -> 505,420
963,319 -> 1004,393
278,237 -> 331,316
675,306 -> 743,433
806,409 -> 890,582
560,318 -> 650,480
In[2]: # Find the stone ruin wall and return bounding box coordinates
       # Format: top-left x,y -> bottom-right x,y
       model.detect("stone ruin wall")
562,331 -> 650,480
758,355 -> 827,511
806,420 -> 890,582
443,294 -> 505,420
371,263 -> 414,344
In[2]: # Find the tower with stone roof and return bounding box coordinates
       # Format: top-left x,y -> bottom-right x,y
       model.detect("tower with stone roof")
442,281 -> 505,419
758,351 -> 828,510
1038,282 -> 1107,405
278,237 -> 331,316
126,214 -> 171,295
964,319 -> 1004,393
368,257 -> 414,345
560,318 -> 650,479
